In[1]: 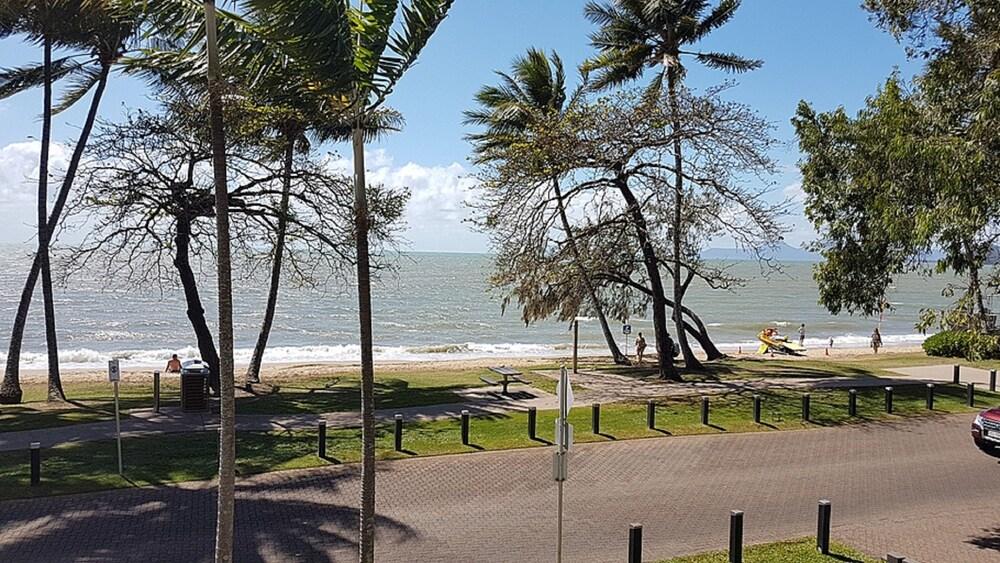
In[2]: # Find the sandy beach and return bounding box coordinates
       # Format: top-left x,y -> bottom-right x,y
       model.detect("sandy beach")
12,343 -> 927,384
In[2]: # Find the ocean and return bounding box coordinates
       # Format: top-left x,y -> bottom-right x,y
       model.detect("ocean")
0,247 -> 952,370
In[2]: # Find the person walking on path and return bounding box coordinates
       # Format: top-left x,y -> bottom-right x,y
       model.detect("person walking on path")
798,323 -> 806,347
871,328 -> 883,354
635,332 -> 647,365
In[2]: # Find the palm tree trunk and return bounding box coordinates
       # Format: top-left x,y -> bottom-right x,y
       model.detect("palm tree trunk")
353,125 -> 377,563
667,71 -> 701,371
551,178 -> 628,364
615,175 -> 679,380
204,2 -> 235,562
246,134 -> 294,384
352,126 -> 377,561
0,61 -> 111,405
34,32 -> 65,402
174,216 -> 220,379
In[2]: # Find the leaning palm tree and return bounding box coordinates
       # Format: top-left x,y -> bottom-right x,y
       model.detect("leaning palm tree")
244,101 -> 403,385
466,48 -> 631,365
139,2 -> 451,560
0,0 -> 135,403
584,0 -> 760,370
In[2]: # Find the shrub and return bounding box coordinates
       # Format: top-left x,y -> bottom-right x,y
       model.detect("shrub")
923,330 -> 1000,360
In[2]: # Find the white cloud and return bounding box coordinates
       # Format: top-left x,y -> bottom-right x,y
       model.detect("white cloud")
326,149 -> 485,252
0,141 -> 71,205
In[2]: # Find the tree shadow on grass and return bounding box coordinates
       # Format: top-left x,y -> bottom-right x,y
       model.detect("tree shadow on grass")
0,465 -> 415,563
236,378 -> 472,415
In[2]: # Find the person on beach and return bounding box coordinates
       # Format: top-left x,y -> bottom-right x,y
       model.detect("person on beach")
871,328 -> 882,354
165,354 -> 182,373
828,337 -> 834,349
798,323 -> 806,346
635,332 -> 647,365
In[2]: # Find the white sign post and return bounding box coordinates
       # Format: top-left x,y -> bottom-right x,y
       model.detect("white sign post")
623,322 -> 632,356
553,366 -> 574,563
108,359 -> 123,475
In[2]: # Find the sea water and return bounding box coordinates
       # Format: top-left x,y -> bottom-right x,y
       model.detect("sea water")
0,246 -> 954,369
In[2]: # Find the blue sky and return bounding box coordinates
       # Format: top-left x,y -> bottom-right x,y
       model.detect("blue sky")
0,0 -> 921,252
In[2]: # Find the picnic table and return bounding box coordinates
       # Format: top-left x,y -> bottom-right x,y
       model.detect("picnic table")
481,366 -> 531,396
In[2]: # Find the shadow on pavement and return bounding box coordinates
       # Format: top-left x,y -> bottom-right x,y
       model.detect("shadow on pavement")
0,466 -> 415,563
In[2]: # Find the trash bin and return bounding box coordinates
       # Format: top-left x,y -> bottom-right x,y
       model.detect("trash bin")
180,359 -> 210,412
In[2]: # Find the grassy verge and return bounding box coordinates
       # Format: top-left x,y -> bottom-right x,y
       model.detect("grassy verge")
659,538 -> 877,563
234,369 -> 490,415
1,384 -> 991,500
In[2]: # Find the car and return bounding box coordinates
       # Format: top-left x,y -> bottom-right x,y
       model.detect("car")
971,406 -> 1000,452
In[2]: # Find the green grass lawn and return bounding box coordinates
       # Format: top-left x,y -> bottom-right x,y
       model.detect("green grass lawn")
1,383 -> 992,500
5,352 -> 996,433
659,538 -> 877,563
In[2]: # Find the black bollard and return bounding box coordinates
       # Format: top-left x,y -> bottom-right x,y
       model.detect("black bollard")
647,400 -> 656,429
967,382 -> 975,407
394,414 -> 403,452
802,393 -> 811,422
461,410 -> 470,445
729,510 -> 744,563
848,389 -> 857,417
153,371 -> 161,414
628,523 -> 643,563
528,407 -> 537,440
926,383 -> 935,410
29,442 -> 40,486
817,499 -> 832,555
885,386 -> 894,414
592,403 -> 601,435
953,364 -> 960,384
991,369 -> 997,393
318,420 -> 327,458
701,396 -> 710,426
752,395 -> 761,424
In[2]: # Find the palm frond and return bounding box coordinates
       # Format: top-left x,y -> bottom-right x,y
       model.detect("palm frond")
54,63 -> 104,114
0,57 -> 83,100
692,51 -> 762,73
374,0 -> 454,103
693,0 -> 740,41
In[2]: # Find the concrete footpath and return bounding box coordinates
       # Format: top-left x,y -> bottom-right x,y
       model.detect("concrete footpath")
0,414 -> 997,562
1,363 -> 990,452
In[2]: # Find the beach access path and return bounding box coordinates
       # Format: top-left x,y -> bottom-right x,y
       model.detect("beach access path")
0,413 -> 997,562
0,364 -> 981,452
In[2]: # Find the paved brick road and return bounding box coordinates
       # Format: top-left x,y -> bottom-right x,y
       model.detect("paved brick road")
1,414 -> 998,562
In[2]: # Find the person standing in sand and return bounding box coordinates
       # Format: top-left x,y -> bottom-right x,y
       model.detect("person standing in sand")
871,328 -> 882,354
798,323 -> 806,347
165,354 -> 182,373
635,332 -> 647,365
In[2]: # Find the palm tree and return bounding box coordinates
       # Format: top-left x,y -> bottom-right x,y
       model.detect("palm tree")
584,0 -> 760,370
0,0 -> 133,403
466,48 -> 630,365
139,2 -> 451,559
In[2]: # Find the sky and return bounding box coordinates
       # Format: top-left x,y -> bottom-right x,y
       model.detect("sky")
0,0 -> 923,253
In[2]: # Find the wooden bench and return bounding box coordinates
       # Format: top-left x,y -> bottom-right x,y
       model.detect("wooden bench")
481,366 -> 531,396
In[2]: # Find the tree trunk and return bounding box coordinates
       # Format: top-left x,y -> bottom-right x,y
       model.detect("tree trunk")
33,34 -> 65,402
174,217 -> 220,379
615,176 -> 680,380
0,62 -> 111,405
681,306 -> 724,361
354,125 -> 377,563
667,71 -> 701,371
245,134 -> 294,384
551,178 -> 628,364
204,3 -> 235,562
